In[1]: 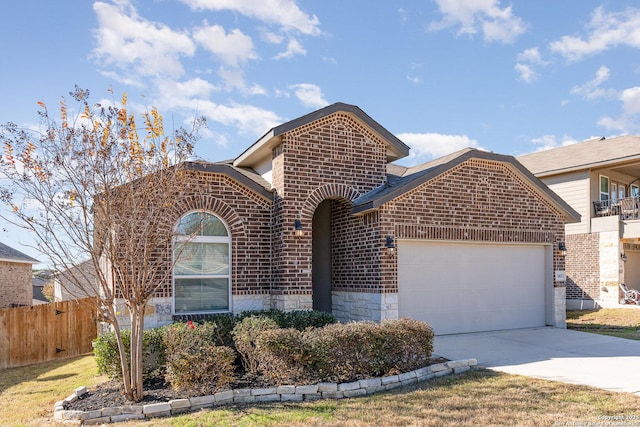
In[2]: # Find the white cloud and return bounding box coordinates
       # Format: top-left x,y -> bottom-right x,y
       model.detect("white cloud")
180,0 -> 321,35
262,31 -> 284,44
397,132 -> 481,163
193,24 -> 258,67
570,65 -> 617,100
289,84 -> 328,109
514,63 -> 536,83
429,0 -> 527,44
530,135 -> 580,152
274,38 -> 307,60
92,1 -> 195,79
550,7 -> 640,62
517,47 -> 545,65
598,86 -> 640,132
156,78 -> 219,110
217,67 -> 266,95
515,48 -> 548,83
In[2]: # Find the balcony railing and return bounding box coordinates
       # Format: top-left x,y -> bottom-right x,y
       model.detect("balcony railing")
594,196 -> 640,220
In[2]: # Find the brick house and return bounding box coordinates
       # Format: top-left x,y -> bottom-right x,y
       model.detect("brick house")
112,103 -> 578,335
0,242 -> 39,308
519,135 -> 640,309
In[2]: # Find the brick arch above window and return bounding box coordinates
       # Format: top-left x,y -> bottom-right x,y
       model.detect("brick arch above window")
300,184 -> 361,222
167,195 -> 246,239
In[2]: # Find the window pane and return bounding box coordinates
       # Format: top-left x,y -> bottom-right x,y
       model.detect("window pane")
600,176 -> 609,194
202,216 -> 228,236
175,242 -> 229,275
174,278 -> 229,313
176,212 -> 228,236
176,212 -> 203,235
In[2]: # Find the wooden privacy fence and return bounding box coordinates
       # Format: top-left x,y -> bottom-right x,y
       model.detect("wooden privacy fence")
0,297 -> 98,369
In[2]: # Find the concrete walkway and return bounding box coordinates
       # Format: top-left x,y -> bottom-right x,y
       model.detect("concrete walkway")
433,327 -> 640,395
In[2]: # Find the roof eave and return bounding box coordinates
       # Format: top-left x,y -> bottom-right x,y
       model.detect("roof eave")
234,103 -> 410,168
532,154 -> 640,178
0,257 -> 39,264
185,162 -> 274,201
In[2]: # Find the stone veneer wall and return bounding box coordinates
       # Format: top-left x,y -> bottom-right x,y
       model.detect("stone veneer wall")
332,291 -> 398,322
113,294 -> 273,330
0,261 -> 33,308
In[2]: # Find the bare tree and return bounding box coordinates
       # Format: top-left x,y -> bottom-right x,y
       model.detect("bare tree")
0,86 -> 202,402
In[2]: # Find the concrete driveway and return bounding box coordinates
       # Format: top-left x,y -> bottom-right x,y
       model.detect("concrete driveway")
433,327 -> 640,395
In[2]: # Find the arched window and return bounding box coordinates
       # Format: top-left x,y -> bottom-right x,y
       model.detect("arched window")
173,211 -> 230,314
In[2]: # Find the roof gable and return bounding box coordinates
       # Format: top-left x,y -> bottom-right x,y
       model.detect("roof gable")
234,102 -> 410,168
353,149 -> 580,223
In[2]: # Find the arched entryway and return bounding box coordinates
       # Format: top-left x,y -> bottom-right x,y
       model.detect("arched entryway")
312,200 -> 332,312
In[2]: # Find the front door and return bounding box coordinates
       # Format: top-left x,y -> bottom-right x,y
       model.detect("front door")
312,200 -> 332,312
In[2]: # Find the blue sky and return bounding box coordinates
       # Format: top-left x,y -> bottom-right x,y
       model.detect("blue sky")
2,0 -> 640,264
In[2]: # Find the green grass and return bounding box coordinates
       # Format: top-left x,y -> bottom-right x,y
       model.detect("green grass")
2,355 -> 640,426
567,308 -> 640,340
0,354 -> 106,427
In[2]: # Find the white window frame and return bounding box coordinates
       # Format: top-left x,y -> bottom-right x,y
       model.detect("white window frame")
172,211 -> 232,315
600,175 -> 610,202
611,182 -> 618,203
632,184 -> 639,198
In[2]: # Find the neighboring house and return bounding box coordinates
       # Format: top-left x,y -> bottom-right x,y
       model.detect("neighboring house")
0,242 -> 39,308
32,273 -> 50,304
519,135 -> 640,309
54,260 -> 99,301
108,103 -> 578,335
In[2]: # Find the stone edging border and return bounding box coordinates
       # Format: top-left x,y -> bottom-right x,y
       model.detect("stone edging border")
54,358 -> 477,425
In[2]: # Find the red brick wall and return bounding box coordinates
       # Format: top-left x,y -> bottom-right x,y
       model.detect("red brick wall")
272,113 -> 388,296
565,233 -> 600,300
151,172 -> 272,298
0,261 -> 33,308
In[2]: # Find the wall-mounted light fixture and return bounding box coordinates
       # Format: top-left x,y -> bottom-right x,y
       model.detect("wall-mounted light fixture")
558,242 -> 567,257
621,252 -> 628,263
385,236 -> 395,256
294,219 -> 304,237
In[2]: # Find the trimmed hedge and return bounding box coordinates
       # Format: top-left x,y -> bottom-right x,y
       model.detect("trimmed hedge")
255,318 -> 434,384
93,312 -> 433,391
93,327 -> 166,380
163,321 -> 235,395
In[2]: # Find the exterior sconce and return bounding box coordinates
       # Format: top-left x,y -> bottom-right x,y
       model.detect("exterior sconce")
294,219 -> 304,237
558,242 -> 567,257
385,236 -> 396,256
621,252 -> 628,263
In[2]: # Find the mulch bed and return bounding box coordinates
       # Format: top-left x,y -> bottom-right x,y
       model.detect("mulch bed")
66,357 -> 448,412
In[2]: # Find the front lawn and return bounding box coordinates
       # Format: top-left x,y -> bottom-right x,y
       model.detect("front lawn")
566,308 -> 640,340
2,355 -> 640,426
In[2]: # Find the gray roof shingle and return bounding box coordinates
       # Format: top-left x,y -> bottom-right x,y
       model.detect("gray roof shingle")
0,242 -> 39,264
518,135 -> 640,176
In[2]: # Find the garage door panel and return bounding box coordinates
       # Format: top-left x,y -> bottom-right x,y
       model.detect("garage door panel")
398,241 -> 546,335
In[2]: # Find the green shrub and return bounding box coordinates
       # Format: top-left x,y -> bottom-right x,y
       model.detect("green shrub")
379,318 -> 434,373
231,316 -> 279,374
254,328 -> 312,384
93,327 -> 167,380
163,321 -> 235,395
252,318 -> 435,384
236,309 -> 337,330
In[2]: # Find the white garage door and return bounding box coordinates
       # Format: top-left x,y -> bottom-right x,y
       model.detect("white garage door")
398,240 -> 547,335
